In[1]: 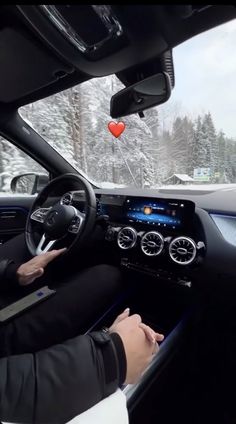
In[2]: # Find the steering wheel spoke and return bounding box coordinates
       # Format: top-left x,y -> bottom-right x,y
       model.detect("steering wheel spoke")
35,233 -> 57,255
31,207 -> 51,224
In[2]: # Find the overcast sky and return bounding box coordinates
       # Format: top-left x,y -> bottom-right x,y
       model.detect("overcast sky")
159,18 -> 236,139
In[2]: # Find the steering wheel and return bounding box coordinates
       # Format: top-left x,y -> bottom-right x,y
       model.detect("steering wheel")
25,173 -> 97,256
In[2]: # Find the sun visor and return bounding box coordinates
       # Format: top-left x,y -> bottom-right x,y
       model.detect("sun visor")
0,26 -> 73,103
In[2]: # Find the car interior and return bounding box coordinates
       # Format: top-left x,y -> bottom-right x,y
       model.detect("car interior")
0,4 -> 236,424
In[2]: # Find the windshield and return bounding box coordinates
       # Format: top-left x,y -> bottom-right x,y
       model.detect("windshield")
20,19 -> 236,189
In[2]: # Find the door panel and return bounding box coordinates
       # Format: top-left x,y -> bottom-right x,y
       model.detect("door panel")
0,196 -> 34,243
0,135 -> 49,244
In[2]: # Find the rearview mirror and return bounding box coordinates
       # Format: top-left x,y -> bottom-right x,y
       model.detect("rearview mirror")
110,72 -> 171,118
11,173 -> 49,195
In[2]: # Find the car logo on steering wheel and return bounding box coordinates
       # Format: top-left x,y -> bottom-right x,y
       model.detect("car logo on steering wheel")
46,211 -> 58,226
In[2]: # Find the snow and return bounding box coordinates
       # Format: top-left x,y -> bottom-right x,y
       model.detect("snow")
99,182 -> 126,188
174,174 -> 194,181
164,174 -> 194,182
157,183 -> 236,191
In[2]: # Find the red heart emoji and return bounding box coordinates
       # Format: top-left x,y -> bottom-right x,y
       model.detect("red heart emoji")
108,121 -> 125,138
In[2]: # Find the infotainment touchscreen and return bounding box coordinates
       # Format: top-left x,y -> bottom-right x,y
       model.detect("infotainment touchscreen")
124,197 -> 195,230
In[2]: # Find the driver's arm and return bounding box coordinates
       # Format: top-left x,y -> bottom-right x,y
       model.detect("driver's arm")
0,330 -> 126,424
0,249 -> 66,292
16,248 -> 66,286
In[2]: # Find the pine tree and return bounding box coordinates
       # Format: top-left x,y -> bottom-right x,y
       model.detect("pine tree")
144,107 -> 159,140
193,116 -> 206,170
225,138 -> 236,183
217,131 -> 227,182
203,112 -> 218,181
185,118 -> 195,177
200,114 -> 211,170
171,117 -> 188,174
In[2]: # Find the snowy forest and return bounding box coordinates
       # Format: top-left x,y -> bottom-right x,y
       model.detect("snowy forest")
0,74 -> 236,191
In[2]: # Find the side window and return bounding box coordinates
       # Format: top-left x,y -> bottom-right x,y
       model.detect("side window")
0,136 -> 49,195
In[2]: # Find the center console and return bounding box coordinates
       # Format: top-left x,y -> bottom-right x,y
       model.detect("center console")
97,194 -> 206,287
63,190 -> 206,286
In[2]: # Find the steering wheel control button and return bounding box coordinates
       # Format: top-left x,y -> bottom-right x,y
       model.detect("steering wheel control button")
31,208 -> 51,223
68,216 -> 82,234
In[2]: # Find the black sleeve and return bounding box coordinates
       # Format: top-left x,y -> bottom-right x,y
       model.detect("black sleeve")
0,330 -> 127,424
0,258 -> 20,292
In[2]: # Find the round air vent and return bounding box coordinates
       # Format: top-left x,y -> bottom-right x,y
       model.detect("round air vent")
60,192 -> 73,206
141,231 -> 164,256
169,236 -> 196,265
117,227 -> 137,250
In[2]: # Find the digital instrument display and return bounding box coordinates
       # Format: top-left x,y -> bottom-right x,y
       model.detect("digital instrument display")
125,197 -> 195,229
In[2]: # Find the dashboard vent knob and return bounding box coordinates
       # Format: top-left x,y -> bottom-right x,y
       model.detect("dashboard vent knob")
117,227 -> 137,250
141,231 -> 164,256
169,236 -> 196,265
60,192 -> 73,206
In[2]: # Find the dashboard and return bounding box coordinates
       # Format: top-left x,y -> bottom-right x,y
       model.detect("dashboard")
60,185 -> 236,286
60,190 -> 206,286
